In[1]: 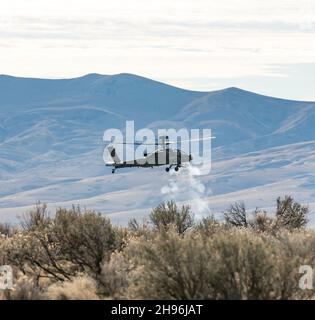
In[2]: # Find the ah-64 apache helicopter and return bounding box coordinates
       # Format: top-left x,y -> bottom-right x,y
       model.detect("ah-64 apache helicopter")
105,135 -> 214,174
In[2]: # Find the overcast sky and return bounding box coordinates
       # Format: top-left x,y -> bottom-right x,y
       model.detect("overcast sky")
0,0 -> 315,100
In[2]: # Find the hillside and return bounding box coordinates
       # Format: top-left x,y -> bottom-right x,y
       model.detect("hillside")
0,74 -> 315,223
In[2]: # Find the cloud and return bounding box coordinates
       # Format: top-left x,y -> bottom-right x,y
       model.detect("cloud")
1,15 -> 314,43
0,0 -> 314,99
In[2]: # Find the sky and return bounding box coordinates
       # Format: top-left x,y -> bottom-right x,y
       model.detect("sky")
0,0 -> 315,100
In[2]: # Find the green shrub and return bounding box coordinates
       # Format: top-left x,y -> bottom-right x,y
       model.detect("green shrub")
275,196 -> 309,230
224,202 -> 248,227
224,196 -> 309,233
149,201 -> 194,234
7,205 -> 125,282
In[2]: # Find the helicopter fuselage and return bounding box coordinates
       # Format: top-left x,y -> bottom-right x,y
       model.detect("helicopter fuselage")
106,147 -> 192,173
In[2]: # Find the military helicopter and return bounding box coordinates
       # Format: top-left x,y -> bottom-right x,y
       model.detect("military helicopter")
105,135 -> 214,174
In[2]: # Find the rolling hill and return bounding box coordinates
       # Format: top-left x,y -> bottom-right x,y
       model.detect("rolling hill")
0,73 -> 315,224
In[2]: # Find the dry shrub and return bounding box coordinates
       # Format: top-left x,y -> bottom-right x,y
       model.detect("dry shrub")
224,202 -> 248,227
208,229 -> 276,299
224,196 -> 309,233
124,227 -> 217,299
128,219 -> 153,240
2,197 -> 314,300
6,204 -> 125,281
123,227 -> 315,300
249,210 -> 275,233
0,236 -> 9,265
0,273 -> 44,300
45,275 -> 99,300
195,215 -> 225,236
271,229 -> 315,299
101,251 -> 137,299
0,222 -> 15,237
207,229 -> 312,299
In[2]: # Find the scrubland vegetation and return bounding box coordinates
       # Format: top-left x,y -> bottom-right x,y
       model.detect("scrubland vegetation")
0,196 -> 314,300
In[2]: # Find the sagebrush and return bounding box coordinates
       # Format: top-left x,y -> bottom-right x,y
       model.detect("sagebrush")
0,197 -> 314,300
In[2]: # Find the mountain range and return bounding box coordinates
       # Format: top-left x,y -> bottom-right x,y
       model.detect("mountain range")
0,73 -> 314,224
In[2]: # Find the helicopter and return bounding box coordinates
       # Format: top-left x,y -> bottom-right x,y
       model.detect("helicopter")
105,135 -> 214,174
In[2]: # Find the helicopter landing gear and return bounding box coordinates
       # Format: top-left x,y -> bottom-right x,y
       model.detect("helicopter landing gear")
165,165 -> 180,172
165,164 -> 173,172
112,168 -> 115,174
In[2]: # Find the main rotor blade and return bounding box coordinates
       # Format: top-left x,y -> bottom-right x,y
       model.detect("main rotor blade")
167,136 -> 216,144
105,136 -> 215,145
107,142 -> 159,145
